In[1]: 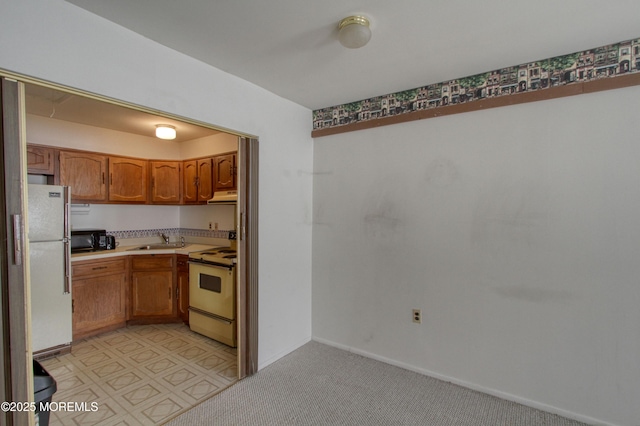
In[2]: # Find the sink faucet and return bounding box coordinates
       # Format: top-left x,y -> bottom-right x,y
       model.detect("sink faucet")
159,232 -> 170,244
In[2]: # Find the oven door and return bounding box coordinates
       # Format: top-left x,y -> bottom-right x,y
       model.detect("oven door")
189,262 -> 236,320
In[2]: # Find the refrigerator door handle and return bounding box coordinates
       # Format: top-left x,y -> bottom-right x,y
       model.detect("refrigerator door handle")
12,214 -> 22,266
64,186 -> 70,240
63,240 -> 71,294
63,186 -> 71,294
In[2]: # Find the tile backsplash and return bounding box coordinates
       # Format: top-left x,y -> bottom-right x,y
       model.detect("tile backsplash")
108,227 -> 231,240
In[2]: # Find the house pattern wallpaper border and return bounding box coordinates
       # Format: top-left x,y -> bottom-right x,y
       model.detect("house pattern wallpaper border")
313,38 -> 640,131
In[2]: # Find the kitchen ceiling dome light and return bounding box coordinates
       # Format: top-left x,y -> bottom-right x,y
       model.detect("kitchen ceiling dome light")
338,15 -> 371,49
155,124 -> 176,140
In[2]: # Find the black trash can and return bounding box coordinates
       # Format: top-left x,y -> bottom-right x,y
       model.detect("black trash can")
33,360 -> 57,426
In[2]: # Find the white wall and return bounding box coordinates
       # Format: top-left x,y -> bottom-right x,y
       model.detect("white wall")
312,86 -> 640,426
2,0 -> 313,368
181,132 -> 238,159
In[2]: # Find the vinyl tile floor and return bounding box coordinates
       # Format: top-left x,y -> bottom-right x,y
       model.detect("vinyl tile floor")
39,323 -> 238,425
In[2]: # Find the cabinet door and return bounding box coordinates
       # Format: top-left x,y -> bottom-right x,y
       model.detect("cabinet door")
109,156 -> 148,203
197,158 -> 214,201
131,270 -> 175,317
59,150 -> 107,201
27,145 -> 55,175
213,153 -> 236,191
183,160 -> 198,203
150,161 -> 182,204
183,158 -> 213,203
72,272 -> 126,340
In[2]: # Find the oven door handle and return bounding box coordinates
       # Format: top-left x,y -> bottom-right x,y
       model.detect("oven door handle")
188,259 -> 234,270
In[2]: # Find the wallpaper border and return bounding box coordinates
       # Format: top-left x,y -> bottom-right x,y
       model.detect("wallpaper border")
312,38 -> 640,137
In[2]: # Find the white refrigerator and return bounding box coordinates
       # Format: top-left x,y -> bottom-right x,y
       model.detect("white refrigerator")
27,184 -> 72,354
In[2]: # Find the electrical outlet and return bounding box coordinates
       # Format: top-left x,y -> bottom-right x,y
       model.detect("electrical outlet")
412,309 -> 422,324
214,222 -> 219,231
208,222 -> 212,230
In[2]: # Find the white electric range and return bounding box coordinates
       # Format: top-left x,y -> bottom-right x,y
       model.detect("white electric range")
188,246 -> 237,266
188,245 -> 237,347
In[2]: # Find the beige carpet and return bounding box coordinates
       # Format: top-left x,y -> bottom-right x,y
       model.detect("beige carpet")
166,341 -> 586,425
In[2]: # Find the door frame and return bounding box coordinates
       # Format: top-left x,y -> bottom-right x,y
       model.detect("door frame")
1,77 -> 32,425
237,137 -> 258,377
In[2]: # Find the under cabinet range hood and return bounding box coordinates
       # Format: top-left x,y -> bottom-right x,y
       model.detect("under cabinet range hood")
207,190 -> 238,204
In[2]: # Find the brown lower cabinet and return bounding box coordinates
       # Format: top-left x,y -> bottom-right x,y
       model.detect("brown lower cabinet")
129,254 -> 178,322
71,254 -> 189,340
72,257 -> 128,340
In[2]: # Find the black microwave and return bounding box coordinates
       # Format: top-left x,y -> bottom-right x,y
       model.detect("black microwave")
70,229 -> 110,253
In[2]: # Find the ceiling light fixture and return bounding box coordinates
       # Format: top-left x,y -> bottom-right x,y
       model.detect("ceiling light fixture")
338,15 -> 371,49
155,124 -> 176,140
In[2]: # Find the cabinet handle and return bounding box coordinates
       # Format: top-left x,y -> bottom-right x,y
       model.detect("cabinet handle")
102,172 -> 105,184
110,173 -> 113,185
92,266 -> 107,270
176,287 -> 179,300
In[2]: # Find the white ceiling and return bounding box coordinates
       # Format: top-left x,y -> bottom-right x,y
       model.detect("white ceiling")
25,83 -> 221,142
63,0 -> 640,111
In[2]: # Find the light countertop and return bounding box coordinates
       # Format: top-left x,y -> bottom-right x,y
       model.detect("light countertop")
70,243 -> 220,262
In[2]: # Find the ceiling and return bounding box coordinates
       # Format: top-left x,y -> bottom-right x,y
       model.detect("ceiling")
25,84 -> 220,142
62,0 -> 640,111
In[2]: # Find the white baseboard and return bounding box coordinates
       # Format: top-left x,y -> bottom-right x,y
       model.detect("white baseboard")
312,337 -> 611,426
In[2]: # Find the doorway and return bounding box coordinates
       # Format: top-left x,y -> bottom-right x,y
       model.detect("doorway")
1,75 -> 258,423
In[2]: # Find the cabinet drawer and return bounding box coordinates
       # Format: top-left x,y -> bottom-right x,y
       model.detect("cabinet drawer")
131,254 -> 174,270
73,258 -> 126,277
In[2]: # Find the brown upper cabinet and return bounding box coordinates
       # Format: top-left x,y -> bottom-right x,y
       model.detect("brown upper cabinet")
213,152 -> 237,192
183,158 -> 213,204
108,156 -> 148,203
150,161 -> 182,204
59,150 -> 108,202
29,144 -> 236,205
26,144 -> 55,175
58,150 -> 149,204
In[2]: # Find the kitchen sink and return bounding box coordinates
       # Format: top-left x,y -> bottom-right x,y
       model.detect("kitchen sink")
127,243 -> 190,251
